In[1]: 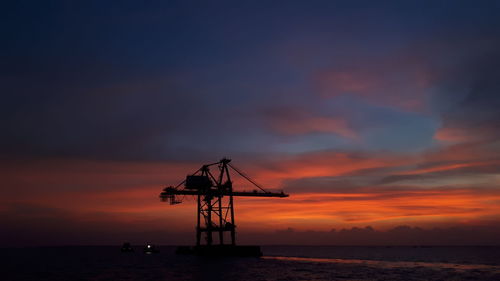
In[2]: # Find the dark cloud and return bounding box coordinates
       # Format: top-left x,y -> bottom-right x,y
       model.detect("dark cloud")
3,0 -> 499,163
0,203 -> 192,246
429,37 -> 500,142
378,162 -> 500,185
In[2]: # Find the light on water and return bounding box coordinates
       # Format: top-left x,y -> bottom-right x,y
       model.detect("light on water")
262,256 -> 500,273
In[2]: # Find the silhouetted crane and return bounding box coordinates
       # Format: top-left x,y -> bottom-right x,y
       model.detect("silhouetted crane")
160,158 -> 288,247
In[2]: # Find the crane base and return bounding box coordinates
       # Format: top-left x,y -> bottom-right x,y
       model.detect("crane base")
175,245 -> 262,257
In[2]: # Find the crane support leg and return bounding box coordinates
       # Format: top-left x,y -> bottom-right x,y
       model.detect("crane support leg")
196,194 -> 201,246
206,195 -> 213,246
218,195 -> 224,245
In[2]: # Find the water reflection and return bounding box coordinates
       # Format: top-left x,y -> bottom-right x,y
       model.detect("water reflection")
263,256 -> 500,272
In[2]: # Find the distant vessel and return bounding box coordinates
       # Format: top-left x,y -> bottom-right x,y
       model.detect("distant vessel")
121,242 -> 134,252
144,244 -> 160,254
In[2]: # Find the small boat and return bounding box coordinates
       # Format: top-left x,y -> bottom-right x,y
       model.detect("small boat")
121,242 -> 134,252
144,244 -> 160,254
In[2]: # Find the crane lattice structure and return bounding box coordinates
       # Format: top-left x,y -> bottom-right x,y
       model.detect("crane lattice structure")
160,158 -> 288,246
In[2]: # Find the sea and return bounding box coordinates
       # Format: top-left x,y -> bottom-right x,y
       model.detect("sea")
2,246 -> 500,281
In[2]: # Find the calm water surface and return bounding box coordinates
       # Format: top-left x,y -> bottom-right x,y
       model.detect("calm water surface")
2,246 -> 500,281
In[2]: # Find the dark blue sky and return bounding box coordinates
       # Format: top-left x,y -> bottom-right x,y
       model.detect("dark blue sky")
2,0 -> 498,161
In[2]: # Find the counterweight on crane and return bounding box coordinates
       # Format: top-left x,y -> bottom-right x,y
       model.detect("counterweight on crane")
159,158 -> 288,255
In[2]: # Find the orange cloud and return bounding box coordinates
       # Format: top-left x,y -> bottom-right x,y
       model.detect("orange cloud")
238,151 -> 410,187
233,188 -> 500,231
3,150 -> 500,239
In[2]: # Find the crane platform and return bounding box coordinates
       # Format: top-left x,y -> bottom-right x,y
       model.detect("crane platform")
175,245 -> 262,257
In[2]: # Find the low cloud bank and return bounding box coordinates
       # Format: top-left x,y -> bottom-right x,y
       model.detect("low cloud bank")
239,225 -> 500,246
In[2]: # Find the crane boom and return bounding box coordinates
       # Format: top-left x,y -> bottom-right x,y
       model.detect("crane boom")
160,187 -> 288,198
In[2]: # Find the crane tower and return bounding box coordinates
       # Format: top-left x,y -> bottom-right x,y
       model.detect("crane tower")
159,158 -> 288,255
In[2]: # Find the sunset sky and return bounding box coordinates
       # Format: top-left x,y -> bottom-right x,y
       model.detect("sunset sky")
2,1 -> 500,246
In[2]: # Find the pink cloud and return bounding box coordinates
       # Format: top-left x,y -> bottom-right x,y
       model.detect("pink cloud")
314,65 -> 431,112
434,127 -> 474,142
269,114 -> 358,139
